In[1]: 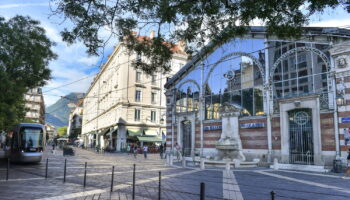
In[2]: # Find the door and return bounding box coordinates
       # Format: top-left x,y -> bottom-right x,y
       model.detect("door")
182,121 -> 192,157
288,108 -> 314,165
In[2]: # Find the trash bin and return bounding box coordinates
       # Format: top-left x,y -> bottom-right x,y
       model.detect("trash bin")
333,159 -> 342,173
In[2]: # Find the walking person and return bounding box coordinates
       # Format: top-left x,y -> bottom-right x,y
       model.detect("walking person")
133,145 -> 138,158
52,142 -> 56,154
127,144 -> 131,155
159,144 -> 164,159
175,143 -> 182,160
143,145 -> 148,159
343,148 -> 350,178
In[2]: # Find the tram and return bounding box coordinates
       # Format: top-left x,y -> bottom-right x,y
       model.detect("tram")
4,123 -> 46,163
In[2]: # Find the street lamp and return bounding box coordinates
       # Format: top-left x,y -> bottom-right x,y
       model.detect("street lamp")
336,94 -> 345,106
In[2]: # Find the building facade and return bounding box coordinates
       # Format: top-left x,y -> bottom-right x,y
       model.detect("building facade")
164,27 -> 350,167
24,88 -> 45,124
82,33 -> 187,151
67,100 -> 83,139
45,123 -> 57,142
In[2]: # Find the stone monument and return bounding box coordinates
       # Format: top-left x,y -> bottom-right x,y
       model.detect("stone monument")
215,103 -> 245,161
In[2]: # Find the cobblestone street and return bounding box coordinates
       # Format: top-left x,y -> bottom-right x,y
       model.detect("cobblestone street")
1,148 -> 350,200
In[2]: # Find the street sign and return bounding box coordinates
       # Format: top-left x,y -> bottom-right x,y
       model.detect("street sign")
240,123 -> 265,128
342,117 -> 350,123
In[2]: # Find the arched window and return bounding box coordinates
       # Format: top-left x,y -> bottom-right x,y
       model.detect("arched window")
175,80 -> 200,113
204,53 -> 265,119
270,42 -> 331,113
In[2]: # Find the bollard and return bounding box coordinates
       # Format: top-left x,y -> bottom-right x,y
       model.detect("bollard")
200,182 -> 205,200
110,166 -> 114,192
6,158 -> 9,181
63,159 -> 67,183
45,158 -> 48,179
270,191 -> 275,200
83,162 -> 87,187
132,164 -> 136,200
158,171 -> 161,200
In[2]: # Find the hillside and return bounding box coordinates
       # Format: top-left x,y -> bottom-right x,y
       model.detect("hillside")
45,92 -> 85,127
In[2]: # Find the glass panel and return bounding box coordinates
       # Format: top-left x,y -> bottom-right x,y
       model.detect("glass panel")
242,88 -> 253,116
254,88 -> 264,115
20,128 -> 43,149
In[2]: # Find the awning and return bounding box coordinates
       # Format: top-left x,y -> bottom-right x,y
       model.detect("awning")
137,136 -> 162,142
127,128 -> 142,137
143,129 -> 158,136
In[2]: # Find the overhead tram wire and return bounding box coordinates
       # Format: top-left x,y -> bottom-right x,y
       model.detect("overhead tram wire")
44,32 -> 341,104
46,43 -> 311,124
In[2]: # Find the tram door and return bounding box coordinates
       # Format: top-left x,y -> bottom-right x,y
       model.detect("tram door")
182,121 -> 192,157
288,108 -> 314,165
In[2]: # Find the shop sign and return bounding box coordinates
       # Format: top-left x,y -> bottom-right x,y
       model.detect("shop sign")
203,125 -> 222,131
240,123 -> 265,129
342,117 -> 350,123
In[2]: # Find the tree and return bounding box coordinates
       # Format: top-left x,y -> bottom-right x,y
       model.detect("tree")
52,0 -> 347,74
0,16 -> 56,130
57,126 -> 68,137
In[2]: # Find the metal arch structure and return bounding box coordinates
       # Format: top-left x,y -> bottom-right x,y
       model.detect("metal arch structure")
204,52 -> 265,87
176,79 -> 201,91
269,46 -> 331,82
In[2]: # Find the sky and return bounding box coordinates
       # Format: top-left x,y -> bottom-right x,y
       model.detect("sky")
0,0 -> 349,106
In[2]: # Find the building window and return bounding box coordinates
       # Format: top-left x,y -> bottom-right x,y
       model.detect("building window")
135,90 -> 141,102
151,74 -> 157,85
151,92 -> 157,104
134,109 -> 141,121
136,71 -> 141,83
151,111 -> 156,122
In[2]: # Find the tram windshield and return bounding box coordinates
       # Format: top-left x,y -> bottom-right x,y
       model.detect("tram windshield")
20,127 -> 43,149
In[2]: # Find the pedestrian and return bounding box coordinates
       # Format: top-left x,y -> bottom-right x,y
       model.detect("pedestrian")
345,128 -> 350,146
143,145 -> 148,159
127,144 -> 131,155
133,145 -> 138,158
175,143 -> 182,160
343,148 -> 350,178
52,142 -> 56,154
159,144 -> 164,159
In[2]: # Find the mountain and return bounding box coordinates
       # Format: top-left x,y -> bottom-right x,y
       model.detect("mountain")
45,92 -> 85,127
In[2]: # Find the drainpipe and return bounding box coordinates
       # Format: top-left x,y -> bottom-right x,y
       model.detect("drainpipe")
200,63 -> 204,158
331,56 -> 341,158
265,40 -> 273,162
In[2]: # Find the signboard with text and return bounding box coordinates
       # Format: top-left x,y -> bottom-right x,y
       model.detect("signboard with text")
240,123 -> 265,129
203,125 -> 222,131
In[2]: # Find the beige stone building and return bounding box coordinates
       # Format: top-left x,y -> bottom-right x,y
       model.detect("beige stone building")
24,88 -> 45,124
82,33 -> 187,151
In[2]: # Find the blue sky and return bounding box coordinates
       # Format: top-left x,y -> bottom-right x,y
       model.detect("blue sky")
0,0 -> 349,106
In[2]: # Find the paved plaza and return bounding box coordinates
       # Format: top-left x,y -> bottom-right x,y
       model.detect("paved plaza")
0,148 -> 350,200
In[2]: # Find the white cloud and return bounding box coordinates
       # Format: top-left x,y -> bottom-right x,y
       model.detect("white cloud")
78,56 -> 100,66
0,3 -> 47,9
309,18 -> 350,28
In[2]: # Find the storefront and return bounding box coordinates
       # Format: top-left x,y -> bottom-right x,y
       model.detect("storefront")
164,26 -> 350,167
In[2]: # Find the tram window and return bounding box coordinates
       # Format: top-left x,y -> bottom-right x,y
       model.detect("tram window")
20,128 -> 43,149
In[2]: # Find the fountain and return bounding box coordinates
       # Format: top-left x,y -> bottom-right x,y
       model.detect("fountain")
215,103 -> 246,161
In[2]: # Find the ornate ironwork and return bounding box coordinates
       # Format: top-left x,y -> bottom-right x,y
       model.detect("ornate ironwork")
289,109 -> 314,165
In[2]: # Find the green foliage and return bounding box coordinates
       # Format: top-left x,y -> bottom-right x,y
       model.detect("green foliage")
52,0 -> 346,74
0,16 -> 56,130
57,126 -> 68,137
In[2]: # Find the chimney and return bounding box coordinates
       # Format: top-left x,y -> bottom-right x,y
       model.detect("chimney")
150,30 -> 155,39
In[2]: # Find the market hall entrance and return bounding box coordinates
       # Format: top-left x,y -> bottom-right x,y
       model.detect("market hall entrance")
288,108 -> 314,165
182,120 -> 192,157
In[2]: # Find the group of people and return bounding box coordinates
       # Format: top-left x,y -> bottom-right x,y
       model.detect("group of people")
125,142 -> 172,159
